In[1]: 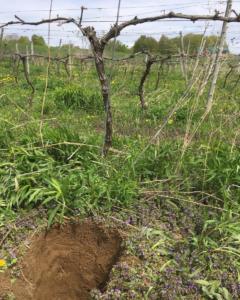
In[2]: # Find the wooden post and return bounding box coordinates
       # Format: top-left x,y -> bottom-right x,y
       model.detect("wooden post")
186,40 -> 191,73
57,39 -> 62,75
130,62 -> 135,81
206,0 -> 232,113
179,31 -> 188,84
31,41 -> 34,63
155,61 -> 164,90
26,45 -> 30,74
13,55 -> 20,84
68,43 -> 72,80
0,28 -> 4,59
15,43 -> 19,55
20,55 -> 35,107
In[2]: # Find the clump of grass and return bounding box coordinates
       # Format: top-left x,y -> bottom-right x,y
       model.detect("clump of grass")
54,84 -> 103,113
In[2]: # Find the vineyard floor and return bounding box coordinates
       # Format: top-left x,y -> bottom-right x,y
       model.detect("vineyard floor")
0,56 -> 240,299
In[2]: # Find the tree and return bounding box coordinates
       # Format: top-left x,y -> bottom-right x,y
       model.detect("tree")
18,36 -> 30,44
184,34 -> 220,54
158,35 -> 177,55
105,40 -> 129,55
133,35 -> 158,53
158,34 -> 229,56
183,34 -> 202,54
32,34 -> 46,46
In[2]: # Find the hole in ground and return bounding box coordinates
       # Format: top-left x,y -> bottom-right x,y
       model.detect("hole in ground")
5,221 -> 122,300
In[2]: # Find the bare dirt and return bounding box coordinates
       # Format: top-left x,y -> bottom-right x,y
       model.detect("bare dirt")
0,221 -> 122,300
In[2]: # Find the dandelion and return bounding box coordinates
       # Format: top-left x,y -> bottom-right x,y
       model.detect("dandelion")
0,76 -> 14,83
0,259 -> 6,268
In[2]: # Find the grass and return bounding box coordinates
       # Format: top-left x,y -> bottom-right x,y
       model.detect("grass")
0,55 -> 240,299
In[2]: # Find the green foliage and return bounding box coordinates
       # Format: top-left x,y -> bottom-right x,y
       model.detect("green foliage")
32,34 -> 46,47
105,40 -> 130,55
195,280 -> 232,300
157,34 -> 229,55
18,36 -> 30,44
184,143 -> 240,202
134,140 -> 240,204
158,35 -> 177,55
0,144 -> 137,226
184,34 -> 229,54
133,35 -> 159,53
54,85 -> 103,113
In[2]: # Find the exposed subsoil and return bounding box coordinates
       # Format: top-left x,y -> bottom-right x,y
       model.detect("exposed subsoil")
0,221 -> 122,300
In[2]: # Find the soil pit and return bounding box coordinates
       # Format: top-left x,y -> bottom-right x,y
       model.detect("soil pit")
1,221 -> 122,300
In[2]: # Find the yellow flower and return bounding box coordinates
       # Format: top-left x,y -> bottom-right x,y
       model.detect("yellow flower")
0,259 -> 6,268
168,119 -> 174,125
0,76 -> 14,83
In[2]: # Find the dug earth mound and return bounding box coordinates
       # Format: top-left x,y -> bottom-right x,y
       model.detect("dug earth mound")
0,221 -> 122,300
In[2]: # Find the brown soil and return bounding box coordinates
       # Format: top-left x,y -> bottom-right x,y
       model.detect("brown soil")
0,221 -> 122,300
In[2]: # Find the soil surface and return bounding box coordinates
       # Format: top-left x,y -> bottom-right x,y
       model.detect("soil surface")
0,221 -> 122,300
